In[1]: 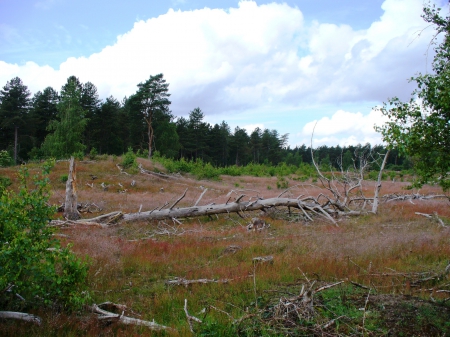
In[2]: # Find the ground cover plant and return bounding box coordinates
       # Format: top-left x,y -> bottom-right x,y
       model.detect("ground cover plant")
0,156 -> 449,336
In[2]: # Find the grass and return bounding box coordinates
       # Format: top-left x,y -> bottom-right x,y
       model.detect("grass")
1,157 -> 450,336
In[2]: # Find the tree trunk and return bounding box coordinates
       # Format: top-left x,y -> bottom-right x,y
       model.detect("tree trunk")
121,197 -> 340,223
372,150 -> 389,214
64,157 -> 80,220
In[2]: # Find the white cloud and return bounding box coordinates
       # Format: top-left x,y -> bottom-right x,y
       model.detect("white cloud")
0,0 -> 442,146
243,123 -> 265,134
298,109 -> 389,147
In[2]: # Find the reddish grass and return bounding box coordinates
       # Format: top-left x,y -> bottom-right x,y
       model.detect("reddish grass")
1,158 -> 450,335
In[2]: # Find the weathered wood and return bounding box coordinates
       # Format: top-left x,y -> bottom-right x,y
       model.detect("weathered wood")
372,151 -> 389,214
0,311 -> 42,325
166,277 -> 229,286
122,197 -> 333,223
64,157 -> 80,220
91,303 -> 172,331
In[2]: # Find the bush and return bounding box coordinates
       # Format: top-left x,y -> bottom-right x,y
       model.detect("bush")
0,161 -> 89,310
277,177 -> 289,189
136,149 -> 149,158
122,147 -> 138,169
73,151 -> 84,161
0,150 -> 12,167
0,176 -> 11,194
88,147 -> 98,160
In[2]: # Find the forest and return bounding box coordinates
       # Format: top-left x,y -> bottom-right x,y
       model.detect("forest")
0,75 -> 410,171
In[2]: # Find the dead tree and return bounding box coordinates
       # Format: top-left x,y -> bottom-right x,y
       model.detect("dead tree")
64,157 -> 80,220
310,133 -> 389,215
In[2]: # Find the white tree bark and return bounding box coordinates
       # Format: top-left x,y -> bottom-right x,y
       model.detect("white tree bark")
0,311 -> 41,325
64,157 -> 80,220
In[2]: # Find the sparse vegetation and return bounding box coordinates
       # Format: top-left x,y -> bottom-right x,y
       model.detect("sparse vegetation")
0,156 -> 449,336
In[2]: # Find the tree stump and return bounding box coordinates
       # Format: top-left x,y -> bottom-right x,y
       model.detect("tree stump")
64,157 -> 80,220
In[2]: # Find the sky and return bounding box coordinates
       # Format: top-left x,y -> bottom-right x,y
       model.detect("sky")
0,0 -> 448,148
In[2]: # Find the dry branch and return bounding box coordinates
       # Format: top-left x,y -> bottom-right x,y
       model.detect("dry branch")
166,277 -> 229,286
415,212 -> 447,227
0,311 -> 42,325
384,193 -> 449,202
91,303 -> 172,331
184,299 -> 202,333
139,164 -> 178,179
253,256 -> 274,264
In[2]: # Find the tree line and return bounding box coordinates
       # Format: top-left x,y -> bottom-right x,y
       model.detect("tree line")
0,74 -> 409,170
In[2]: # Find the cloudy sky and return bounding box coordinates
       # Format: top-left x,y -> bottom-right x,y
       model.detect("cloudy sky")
0,0 -> 446,147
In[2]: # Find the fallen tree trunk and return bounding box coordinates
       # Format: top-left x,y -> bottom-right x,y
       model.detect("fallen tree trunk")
121,197 -> 343,224
91,303 -> 172,331
51,192 -> 367,227
0,311 -> 42,325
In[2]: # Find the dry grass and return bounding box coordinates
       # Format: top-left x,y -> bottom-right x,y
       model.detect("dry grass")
1,157 -> 450,336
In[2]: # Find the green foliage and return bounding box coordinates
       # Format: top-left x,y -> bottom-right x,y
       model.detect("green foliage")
0,77 -> 32,160
136,149 -> 149,158
41,76 -> 87,159
60,174 -> 68,183
136,73 -> 172,158
122,147 -> 138,169
276,176 -> 289,189
28,147 -> 44,160
376,3 -> 450,190
0,150 -> 12,167
88,147 -> 98,160
192,160 -> 220,180
152,155 -> 317,181
0,161 -> 89,310
0,176 -> 11,194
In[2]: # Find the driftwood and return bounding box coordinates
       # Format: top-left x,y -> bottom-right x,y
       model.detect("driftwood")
253,256 -> 274,264
184,299 -> 202,333
415,212 -> 447,227
139,164 -> 178,179
384,193 -> 449,202
50,191 -> 368,228
0,311 -> 42,325
121,196 -> 345,224
166,277 -> 230,286
91,302 -> 172,331
64,157 -> 80,220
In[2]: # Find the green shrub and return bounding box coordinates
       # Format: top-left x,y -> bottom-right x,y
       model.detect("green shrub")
0,150 -> 12,167
88,147 -> 98,160
0,176 -> 12,194
28,147 -> 44,160
73,150 -> 84,161
136,149 -> 149,158
60,174 -> 69,183
122,147 -> 138,169
276,177 -> 289,189
0,161 -> 89,310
